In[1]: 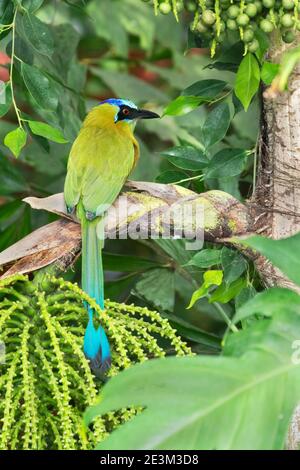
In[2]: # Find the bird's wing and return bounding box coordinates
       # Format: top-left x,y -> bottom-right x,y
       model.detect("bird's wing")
64,126 -> 135,216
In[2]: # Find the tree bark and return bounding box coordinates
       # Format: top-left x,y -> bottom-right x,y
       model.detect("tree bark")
253,40 -> 300,449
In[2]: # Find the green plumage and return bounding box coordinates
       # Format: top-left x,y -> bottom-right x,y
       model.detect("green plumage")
64,104 -> 137,373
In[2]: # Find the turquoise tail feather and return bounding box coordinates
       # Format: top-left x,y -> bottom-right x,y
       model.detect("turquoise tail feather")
81,213 -> 111,374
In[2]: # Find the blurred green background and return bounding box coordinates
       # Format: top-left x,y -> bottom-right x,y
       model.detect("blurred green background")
0,0 -> 260,354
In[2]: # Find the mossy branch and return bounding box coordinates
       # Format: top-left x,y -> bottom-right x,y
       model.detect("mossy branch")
0,181 -> 253,278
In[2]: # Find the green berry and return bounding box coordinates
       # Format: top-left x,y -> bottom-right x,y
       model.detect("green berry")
227,5 -> 240,18
282,30 -> 295,43
262,0 -> 275,7
226,18 -> 238,30
175,0 -> 184,12
281,13 -> 294,28
159,2 -> 172,14
282,0 -> 294,9
202,9 -> 216,25
196,21 -> 208,33
248,38 -> 259,52
237,13 -> 250,26
254,1 -> 263,13
186,1 -> 197,11
260,19 -> 274,32
243,27 -> 254,42
245,4 -> 258,17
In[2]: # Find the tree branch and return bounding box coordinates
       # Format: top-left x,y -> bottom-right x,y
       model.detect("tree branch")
0,181 -> 253,278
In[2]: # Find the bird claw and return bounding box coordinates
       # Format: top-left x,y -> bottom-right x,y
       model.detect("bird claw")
85,210 -> 96,221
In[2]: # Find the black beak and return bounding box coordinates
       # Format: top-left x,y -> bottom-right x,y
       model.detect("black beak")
136,109 -> 160,120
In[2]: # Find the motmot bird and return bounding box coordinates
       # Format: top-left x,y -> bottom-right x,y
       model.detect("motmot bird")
64,99 -> 159,375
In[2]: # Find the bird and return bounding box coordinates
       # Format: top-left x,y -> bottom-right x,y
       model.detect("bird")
64,98 -> 159,376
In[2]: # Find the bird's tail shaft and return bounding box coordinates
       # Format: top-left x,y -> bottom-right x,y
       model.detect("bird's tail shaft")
81,211 -> 111,374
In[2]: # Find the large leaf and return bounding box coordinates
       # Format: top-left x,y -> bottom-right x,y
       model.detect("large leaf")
205,149 -> 248,179
188,249 -> 222,268
163,96 -> 204,116
21,63 -> 59,111
22,11 -> 54,56
85,304 -> 300,450
161,146 -> 208,171
234,53 -> 260,111
28,120 -> 68,143
103,253 -> 159,272
233,288 -> 300,324
239,232 -> 300,287
134,268 -> 175,312
182,79 -> 227,97
202,103 -> 231,149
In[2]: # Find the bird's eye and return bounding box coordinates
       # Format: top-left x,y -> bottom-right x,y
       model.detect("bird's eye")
122,108 -> 130,116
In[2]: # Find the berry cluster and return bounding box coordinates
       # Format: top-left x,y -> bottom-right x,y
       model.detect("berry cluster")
142,0 -> 299,54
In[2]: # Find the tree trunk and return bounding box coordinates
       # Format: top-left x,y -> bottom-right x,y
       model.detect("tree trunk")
253,40 -> 300,449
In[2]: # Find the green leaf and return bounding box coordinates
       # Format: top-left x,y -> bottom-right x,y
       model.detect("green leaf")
134,268 -> 175,312
21,63 -> 59,111
182,79 -> 227,97
155,170 -> 189,185
84,307 -> 300,450
22,0 -> 44,12
22,12 -> 54,56
209,277 -> 246,304
4,127 -> 27,158
103,253 -> 159,272
238,232 -> 300,287
234,53 -> 260,111
0,82 -> 12,118
163,96 -> 204,117
188,249 -> 222,268
105,273 -> 139,301
255,29 -> 270,62
205,149 -> 248,179
261,61 -> 280,86
187,270 -> 223,309
28,121 -> 68,143
161,146 -> 208,171
0,1 -> 14,36
233,288 -> 300,324
221,247 -> 247,284
202,103 -> 231,149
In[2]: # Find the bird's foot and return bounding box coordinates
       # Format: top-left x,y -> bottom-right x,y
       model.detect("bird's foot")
85,210 -> 96,221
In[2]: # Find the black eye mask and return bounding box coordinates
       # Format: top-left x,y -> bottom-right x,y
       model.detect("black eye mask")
116,105 -> 160,122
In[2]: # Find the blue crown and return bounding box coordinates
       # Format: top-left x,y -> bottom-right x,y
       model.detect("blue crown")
99,98 -> 138,109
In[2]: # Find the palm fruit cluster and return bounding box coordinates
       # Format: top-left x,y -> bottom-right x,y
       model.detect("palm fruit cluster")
142,0 -> 300,54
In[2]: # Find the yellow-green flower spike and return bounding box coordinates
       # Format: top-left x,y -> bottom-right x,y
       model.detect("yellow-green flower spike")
0,275 -> 191,449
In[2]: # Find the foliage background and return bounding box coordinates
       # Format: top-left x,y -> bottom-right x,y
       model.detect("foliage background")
0,0 -> 260,355
1,0 -> 300,450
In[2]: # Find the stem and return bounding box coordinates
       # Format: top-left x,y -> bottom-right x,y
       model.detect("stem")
171,174 -> 204,185
213,301 -> 239,333
252,136 -> 259,196
9,8 -> 23,129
